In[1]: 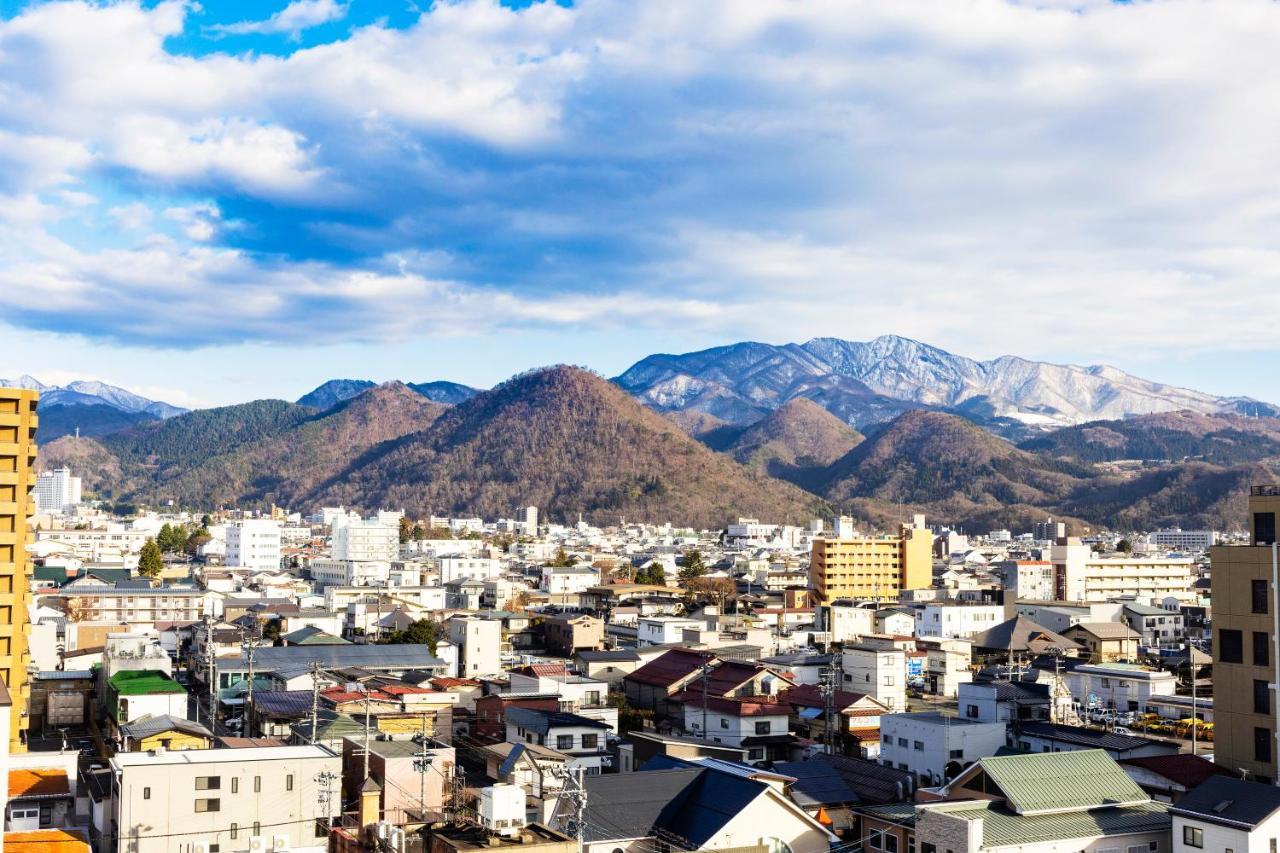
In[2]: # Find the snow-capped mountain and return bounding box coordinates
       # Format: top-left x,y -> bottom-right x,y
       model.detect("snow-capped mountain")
615,335 -> 1278,429
0,376 -> 187,419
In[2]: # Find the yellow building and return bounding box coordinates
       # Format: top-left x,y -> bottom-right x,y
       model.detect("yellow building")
809,516 -> 933,605
0,387 -> 37,752
1210,485 -> 1280,784
118,715 -> 214,752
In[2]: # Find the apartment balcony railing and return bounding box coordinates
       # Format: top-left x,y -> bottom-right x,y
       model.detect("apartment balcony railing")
1251,485 -> 1280,496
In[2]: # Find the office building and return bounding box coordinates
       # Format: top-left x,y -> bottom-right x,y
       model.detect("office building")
332,515 -> 399,562
1043,538 -> 1196,604
32,467 -> 80,515
1210,485 -> 1280,783
225,519 -> 282,572
0,387 -> 37,751
1148,529 -> 1218,551
809,515 -> 933,604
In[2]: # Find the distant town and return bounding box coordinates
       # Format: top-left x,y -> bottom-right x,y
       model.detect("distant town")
5,381 -> 1280,853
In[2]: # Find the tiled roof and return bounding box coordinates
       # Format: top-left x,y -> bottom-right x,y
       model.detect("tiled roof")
782,684 -> 870,711
1066,622 -> 1143,640
505,707 -> 611,734
624,649 -> 710,688
9,769 -> 70,799
5,829 -> 90,853
770,760 -> 861,808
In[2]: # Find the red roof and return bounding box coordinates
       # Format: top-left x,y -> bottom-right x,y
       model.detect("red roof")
624,649 -> 711,688
675,694 -> 791,717
1120,755 -> 1233,788
781,684 -> 871,711
9,769 -> 70,799
431,677 -> 480,689
378,684 -> 434,695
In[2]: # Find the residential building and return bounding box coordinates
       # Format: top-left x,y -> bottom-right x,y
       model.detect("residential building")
680,696 -> 792,760
809,516 -> 933,604
571,650 -> 639,688
842,644 -> 906,713
542,615 -> 605,656
32,467 -> 80,514
636,616 -> 703,647
1170,776 -> 1280,853
1148,529 -> 1218,551
309,558 -> 390,588
1012,722 -> 1179,760
915,750 -> 1170,853
878,712 -> 1006,785
0,386 -> 37,751
1121,755 -> 1231,804
1123,603 -> 1186,649
110,744 -> 341,853
1210,485 -> 1280,784
117,715 -> 214,752
1049,538 -> 1196,604
331,516 -> 399,562
225,520 -> 282,572
339,736 -> 455,823
997,560 -> 1055,601
504,708 -> 612,772
443,616 -> 502,677
1066,662 -> 1178,715
59,585 -> 205,624
815,602 -> 876,643
920,637 -> 974,697
437,555 -> 503,584
914,602 -> 1004,640
1061,622 -> 1143,662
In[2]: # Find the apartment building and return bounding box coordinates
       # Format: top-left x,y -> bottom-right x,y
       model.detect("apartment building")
110,744 -> 341,853
842,644 -> 906,713
1210,485 -> 1280,783
33,467 -> 80,514
0,386 -> 37,751
809,516 -> 933,604
225,520 -> 282,572
332,516 -> 399,562
60,585 -> 205,623
443,616 -> 502,677
32,525 -> 151,562
437,556 -> 503,584
878,712 -> 1006,785
914,602 -> 1004,640
1048,539 -> 1195,604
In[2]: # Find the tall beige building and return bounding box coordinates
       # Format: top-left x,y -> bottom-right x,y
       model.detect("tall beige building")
809,515 -> 933,604
0,387 -> 37,751
1210,486 -> 1280,783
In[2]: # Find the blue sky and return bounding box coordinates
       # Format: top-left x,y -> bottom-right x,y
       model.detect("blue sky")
2,0 -> 1279,409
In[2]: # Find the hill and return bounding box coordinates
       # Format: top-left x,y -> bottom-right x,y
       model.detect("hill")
305,366 -> 825,527
297,379 -> 377,410
37,435 -> 130,501
1020,410 -> 1280,465
407,381 -> 479,405
35,403 -> 159,441
725,398 -> 863,489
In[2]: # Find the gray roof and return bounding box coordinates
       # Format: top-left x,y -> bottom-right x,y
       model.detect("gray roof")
575,650 -> 640,663
771,760 -> 861,808
1171,777 -> 1280,828
252,690 -> 314,717
1017,723 -> 1170,755
221,644 -> 444,673
505,707 -> 611,734
119,715 -> 213,740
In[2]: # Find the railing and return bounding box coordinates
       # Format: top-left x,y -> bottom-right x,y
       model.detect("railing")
1252,485 -> 1280,496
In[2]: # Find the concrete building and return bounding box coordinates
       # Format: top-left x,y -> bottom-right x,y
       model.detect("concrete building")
0,386 -> 37,751
809,516 -> 933,604
636,616 -> 703,647
32,467 -> 80,515
543,615 -> 605,657
309,558 -> 390,588
225,520 -> 282,572
110,744 -> 341,853
444,616 -> 502,678
1148,529 -> 1218,551
1065,663 -> 1178,715
878,712 -> 1006,785
1049,539 -> 1196,604
914,602 -> 1004,640
1210,485 -> 1280,784
1170,777 -> 1280,853
842,644 -> 906,713
332,516 -> 399,562
438,556 -> 503,584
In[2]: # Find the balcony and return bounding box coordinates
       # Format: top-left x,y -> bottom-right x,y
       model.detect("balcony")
1252,485 -> 1280,496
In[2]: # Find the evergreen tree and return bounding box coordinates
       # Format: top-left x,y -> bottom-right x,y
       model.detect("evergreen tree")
677,548 -> 707,583
384,619 -> 439,656
137,538 -> 164,578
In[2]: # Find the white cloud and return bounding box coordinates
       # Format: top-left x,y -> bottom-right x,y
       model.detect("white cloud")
209,0 -> 348,40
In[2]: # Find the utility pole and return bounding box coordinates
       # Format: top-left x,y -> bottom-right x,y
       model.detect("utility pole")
242,632 -> 262,737
309,661 -> 323,744
412,720 -> 431,824
315,769 -> 339,832
821,649 -> 844,756
363,686 -> 373,781
204,615 -> 217,731
699,656 -> 712,740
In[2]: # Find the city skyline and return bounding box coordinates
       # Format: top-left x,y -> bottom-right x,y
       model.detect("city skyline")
4,0 -> 1280,407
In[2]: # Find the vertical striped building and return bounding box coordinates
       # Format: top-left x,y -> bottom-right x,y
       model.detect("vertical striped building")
0,387 -> 37,751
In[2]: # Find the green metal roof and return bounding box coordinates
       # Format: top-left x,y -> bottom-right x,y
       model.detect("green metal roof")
109,670 -> 187,696
978,749 -> 1149,815
927,800 -> 1169,848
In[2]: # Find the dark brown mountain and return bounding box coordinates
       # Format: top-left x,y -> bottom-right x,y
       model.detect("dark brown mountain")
304,366 -> 825,527
725,398 -> 863,489
37,435 -> 130,501
1021,410 -> 1280,465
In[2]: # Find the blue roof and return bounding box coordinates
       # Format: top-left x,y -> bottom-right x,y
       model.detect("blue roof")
771,760 -> 862,808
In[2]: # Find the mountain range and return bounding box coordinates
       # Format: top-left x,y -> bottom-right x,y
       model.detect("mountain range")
16,336 -> 1280,530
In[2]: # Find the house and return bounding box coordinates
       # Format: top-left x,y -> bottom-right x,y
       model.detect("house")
622,649 -> 712,718
919,638 -> 974,697
1012,722 -> 1179,760
473,693 -> 560,743
1065,662 -> 1178,714
571,650 -> 639,688
105,671 -> 188,735
504,708 -> 612,773
957,677 -> 1058,724
117,715 -> 214,752
878,712 -> 1007,786
636,616 -> 704,647
6,768 -> 74,832
808,753 -> 915,804
1062,622 -> 1143,663
542,615 -> 605,656
842,645 -> 907,713
1120,755 -> 1233,803
678,695 -> 794,763
771,760 -> 863,834
1170,777 -> 1280,853
780,684 -> 888,749
916,750 -> 1170,853
340,736 -> 456,824
855,803 -> 917,853
1123,603 -> 1186,649
559,764 -> 836,853
968,615 -> 1079,663
484,741 -> 569,799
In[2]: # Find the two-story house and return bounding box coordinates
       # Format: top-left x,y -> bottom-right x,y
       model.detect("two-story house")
504,708 -> 613,773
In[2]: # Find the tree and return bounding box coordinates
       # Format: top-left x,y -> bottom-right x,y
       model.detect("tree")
685,576 -> 735,610
677,549 -> 707,583
201,514 -> 213,528
634,563 -> 668,585
185,527 -> 212,556
1116,539 -> 1133,554
607,692 -> 652,734
547,548 -> 579,568
385,618 -> 439,656
137,538 -> 164,578
399,516 -> 414,544
411,523 -> 425,541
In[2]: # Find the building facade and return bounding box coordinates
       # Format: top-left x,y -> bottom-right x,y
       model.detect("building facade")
226,520 -> 282,572
0,387 -> 37,751
809,516 -> 933,604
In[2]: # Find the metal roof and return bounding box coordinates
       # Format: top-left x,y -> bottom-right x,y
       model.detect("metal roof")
1170,776 -> 1280,828
771,760 -> 861,808
1017,722 -> 1170,755
927,800 -> 1169,847
221,644 -> 444,672
504,706 -> 611,734
119,715 -> 213,739
977,749 -> 1149,815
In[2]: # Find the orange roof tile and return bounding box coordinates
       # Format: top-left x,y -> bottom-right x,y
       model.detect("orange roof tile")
9,769 -> 70,799
6,829 -> 89,853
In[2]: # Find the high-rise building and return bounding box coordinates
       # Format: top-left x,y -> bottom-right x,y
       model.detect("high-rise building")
32,466 -> 80,514
809,514 -> 933,604
225,519 -> 283,572
0,387 -> 37,751
1210,486 -> 1280,784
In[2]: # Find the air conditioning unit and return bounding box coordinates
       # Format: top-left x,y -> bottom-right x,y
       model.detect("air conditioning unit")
272,834 -> 289,850
248,837 -> 266,853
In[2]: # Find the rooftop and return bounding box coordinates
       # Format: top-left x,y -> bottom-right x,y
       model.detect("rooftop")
8,769 -> 70,799
109,670 -> 186,696
112,744 -> 335,767
925,800 -> 1169,847
1170,776 -> 1280,828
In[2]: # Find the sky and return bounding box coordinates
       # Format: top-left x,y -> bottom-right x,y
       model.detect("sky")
1,0 -> 1279,409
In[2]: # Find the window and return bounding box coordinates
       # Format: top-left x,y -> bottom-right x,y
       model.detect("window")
897,737 -> 908,747
868,830 -> 884,850
913,741 -> 924,751
755,721 -> 772,735
882,734 -> 891,744
1258,727 -> 1273,763
195,777 -> 220,791
949,749 -> 963,759
231,778 -> 239,794
721,718 -> 730,729
921,845 -> 937,853
210,846 -> 220,853
1127,846 -> 1148,853
253,823 -> 261,837
557,735 -> 574,750
231,825 -> 238,840
143,787 -> 150,800
1257,512 -> 1277,545
748,748 -> 764,760
254,777 -> 261,793
1182,827 -> 1203,848
1256,580 -> 1271,615
286,775 -> 294,791
965,705 -> 978,718
1221,629 -> 1244,664
885,835 -> 899,853
194,799 -> 220,813
1257,632 -> 1272,668
1257,681 -> 1272,715
582,734 -> 598,749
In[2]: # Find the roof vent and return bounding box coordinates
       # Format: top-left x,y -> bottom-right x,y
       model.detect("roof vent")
1213,800 -> 1233,814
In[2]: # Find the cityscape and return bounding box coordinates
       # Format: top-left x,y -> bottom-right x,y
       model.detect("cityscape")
3,2 -> 1280,853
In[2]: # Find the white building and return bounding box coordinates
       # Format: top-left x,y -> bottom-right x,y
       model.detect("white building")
310,558 -> 390,588
681,697 -> 791,752
33,467 -> 81,514
332,516 -> 399,562
542,567 -> 599,595
842,644 -> 906,713
1147,529 -> 1218,551
637,616 -> 704,647
110,744 -> 341,853
818,603 -> 876,643
999,560 -> 1056,601
444,616 -> 502,677
1049,539 -> 1196,604
518,506 -> 538,536
437,555 -> 503,584
915,603 -> 1005,640
1170,777 -> 1280,853
225,519 -> 282,572
1066,662 -> 1178,714
878,712 -> 1007,785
